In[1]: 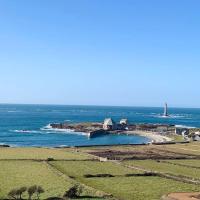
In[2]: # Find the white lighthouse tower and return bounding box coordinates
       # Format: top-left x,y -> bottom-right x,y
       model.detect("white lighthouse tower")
163,103 -> 168,117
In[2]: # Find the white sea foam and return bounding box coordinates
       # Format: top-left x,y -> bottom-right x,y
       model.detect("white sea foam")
154,114 -> 190,119
175,125 -> 196,129
10,130 -> 43,134
64,119 -> 72,122
41,124 -> 87,136
58,145 -> 69,148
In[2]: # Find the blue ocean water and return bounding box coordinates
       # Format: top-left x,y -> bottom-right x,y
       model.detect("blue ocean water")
0,104 -> 200,147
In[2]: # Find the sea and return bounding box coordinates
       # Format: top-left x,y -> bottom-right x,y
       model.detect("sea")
0,104 -> 199,147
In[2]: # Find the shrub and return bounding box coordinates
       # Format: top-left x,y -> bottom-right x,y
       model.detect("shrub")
36,186 -> 45,199
63,184 -> 82,199
8,187 -> 27,200
84,174 -> 114,178
8,185 -> 44,200
8,189 -> 18,199
47,158 -> 55,161
28,185 -> 37,200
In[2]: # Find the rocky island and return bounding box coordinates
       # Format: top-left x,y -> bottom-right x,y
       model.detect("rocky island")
49,118 -> 177,142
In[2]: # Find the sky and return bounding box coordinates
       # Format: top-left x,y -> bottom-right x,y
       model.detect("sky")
0,0 -> 200,108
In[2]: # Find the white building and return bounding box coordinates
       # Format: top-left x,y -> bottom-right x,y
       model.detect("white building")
103,118 -> 115,130
120,119 -> 128,125
193,132 -> 200,141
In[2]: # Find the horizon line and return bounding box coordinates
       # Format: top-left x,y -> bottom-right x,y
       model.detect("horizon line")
0,102 -> 200,109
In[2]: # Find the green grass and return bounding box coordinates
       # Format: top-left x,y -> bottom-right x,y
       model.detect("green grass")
157,143 -> 200,155
164,159 -> 200,168
0,147 -> 91,160
0,160 -> 72,199
51,161 -> 200,200
169,134 -> 185,142
1,145 -> 200,200
51,160 -> 141,178
124,160 -> 200,179
83,176 -> 199,200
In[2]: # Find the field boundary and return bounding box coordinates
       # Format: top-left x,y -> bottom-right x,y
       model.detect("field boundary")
46,161 -> 118,200
114,161 -> 200,185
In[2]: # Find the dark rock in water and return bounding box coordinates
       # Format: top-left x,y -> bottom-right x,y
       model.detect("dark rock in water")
0,144 -> 10,147
88,129 -> 108,138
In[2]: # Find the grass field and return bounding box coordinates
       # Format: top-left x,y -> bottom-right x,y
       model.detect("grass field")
0,147 -> 91,160
81,176 -> 199,200
51,160 -> 200,200
0,160 -> 72,199
164,159 -> 200,168
0,143 -> 200,200
51,160 -> 142,177
123,160 -> 200,180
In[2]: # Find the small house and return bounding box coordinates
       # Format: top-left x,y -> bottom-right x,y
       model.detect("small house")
193,132 -> 200,141
103,118 -> 115,130
120,119 -> 128,125
175,128 -> 189,136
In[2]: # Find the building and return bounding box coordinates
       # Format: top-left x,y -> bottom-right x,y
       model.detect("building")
103,118 -> 115,130
120,119 -> 128,125
175,127 -> 189,136
192,132 -> 200,141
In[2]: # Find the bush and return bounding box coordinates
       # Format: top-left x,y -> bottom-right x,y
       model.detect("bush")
8,189 -> 18,199
8,187 -> 27,200
36,186 -> 45,199
63,184 -> 82,199
84,174 -> 114,178
28,185 -> 37,200
8,185 -> 44,200
47,158 -> 55,161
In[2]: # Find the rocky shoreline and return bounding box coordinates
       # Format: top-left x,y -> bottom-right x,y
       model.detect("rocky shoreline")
49,121 -> 175,143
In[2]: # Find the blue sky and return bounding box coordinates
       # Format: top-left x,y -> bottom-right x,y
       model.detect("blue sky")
0,0 -> 200,107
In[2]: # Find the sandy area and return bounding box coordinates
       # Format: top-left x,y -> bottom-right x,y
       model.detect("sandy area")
125,130 -> 172,143
163,192 -> 200,200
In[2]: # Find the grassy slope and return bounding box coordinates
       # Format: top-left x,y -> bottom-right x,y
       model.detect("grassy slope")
0,144 -> 200,200
0,161 -> 72,199
51,160 -> 200,200
51,161 -> 141,177
165,159 -> 200,167
124,160 -> 200,179
83,176 -> 199,200
0,147 -> 91,160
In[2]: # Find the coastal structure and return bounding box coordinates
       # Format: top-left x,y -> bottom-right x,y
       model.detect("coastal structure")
193,132 -> 200,141
163,103 -> 168,117
189,131 -> 200,141
120,119 -> 128,125
175,127 -> 189,136
103,118 -> 116,130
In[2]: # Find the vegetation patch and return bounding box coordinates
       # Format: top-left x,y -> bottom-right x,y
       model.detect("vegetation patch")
0,160 -> 72,199
84,174 -> 115,178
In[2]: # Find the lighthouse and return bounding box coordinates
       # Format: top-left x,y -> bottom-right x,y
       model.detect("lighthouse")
163,103 -> 168,117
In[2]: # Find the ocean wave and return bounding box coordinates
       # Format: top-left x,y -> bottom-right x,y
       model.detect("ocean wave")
10,130 -> 43,134
57,145 -> 69,148
175,125 -> 196,129
41,124 -> 87,136
64,119 -> 72,122
153,114 -> 191,119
